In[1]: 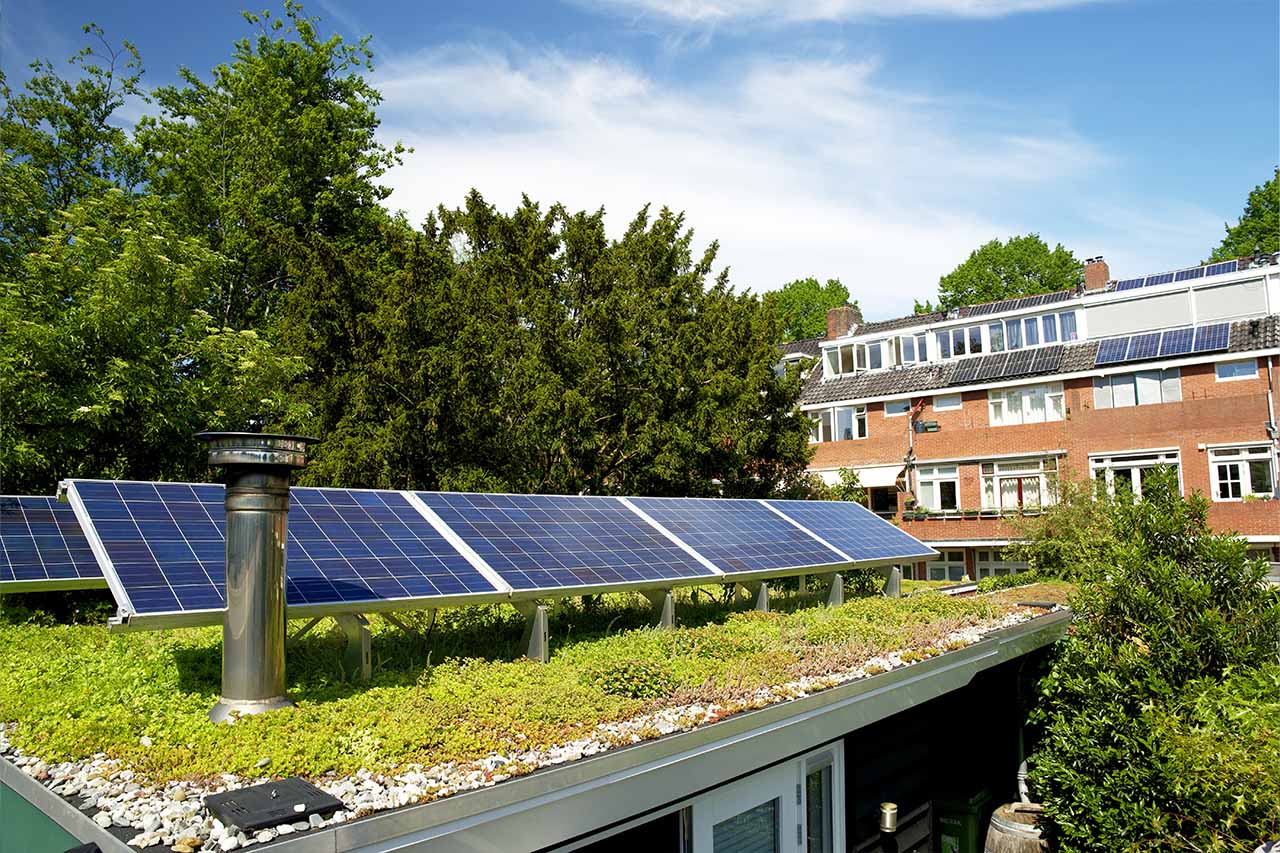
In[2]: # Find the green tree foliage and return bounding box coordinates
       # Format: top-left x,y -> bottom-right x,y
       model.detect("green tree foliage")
915,234 -> 1080,313
765,277 -> 851,341
290,192 -> 814,496
1208,167 -> 1279,261
1028,469 -> 1280,852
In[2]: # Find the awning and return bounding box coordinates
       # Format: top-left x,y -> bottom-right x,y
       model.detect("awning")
856,464 -> 904,489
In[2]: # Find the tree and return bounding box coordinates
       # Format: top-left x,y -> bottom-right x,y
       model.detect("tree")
915,235 -> 1080,313
765,277 -> 851,341
1208,167 -> 1279,261
1028,469 -> 1280,852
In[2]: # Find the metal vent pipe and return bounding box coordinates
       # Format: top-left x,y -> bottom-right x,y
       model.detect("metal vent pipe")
197,432 -> 315,723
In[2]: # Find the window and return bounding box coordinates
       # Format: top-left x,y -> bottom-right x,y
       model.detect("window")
968,326 -> 983,354
989,322 -> 1005,352
974,549 -> 1029,579
693,746 -> 844,853
868,341 -> 883,370
1042,314 -> 1058,343
807,406 -> 866,442
988,383 -> 1065,426
899,336 -> 916,364
1058,311 -> 1078,340
952,328 -> 966,357
916,334 -> 928,362
1024,317 -> 1039,346
1094,368 -> 1180,409
1090,451 -> 1181,498
1005,319 -> 1023,350
937,331 -> 952,359
982,457 -> 1059,511
885,399 -> 911,417
1215,358 -> 1257,381
1209,445 -> 1274,501
934,393 -> 962,411
927,550 -> 967,582
916,465 -> 959,512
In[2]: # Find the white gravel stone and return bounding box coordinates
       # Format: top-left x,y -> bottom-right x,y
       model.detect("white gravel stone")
93,811 -> 113,828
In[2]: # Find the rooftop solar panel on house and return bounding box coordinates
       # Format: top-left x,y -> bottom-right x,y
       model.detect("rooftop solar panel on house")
1114,278 -> 1145,291
1193,322 -> 1230,353
1144,272 -> 1175,287
975,353 -> 1011,381
763,500 -> 934,563
1005,349 -> 1035,376
1158,327 -> 1194,357
66,481 -> 502,619
1203,260 -> 1238,277
0,496 -> 104,590
1173,267 -> 1204,282
1094,337 -> 1130,365
629,497 -> 846,576
416,492 -> 717,591
1030,346 -> 1063,374
1125,332 -> 1162,361
950,360 -> 981,385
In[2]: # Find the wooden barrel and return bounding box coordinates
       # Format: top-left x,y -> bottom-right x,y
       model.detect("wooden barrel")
985,803 -> 1048,852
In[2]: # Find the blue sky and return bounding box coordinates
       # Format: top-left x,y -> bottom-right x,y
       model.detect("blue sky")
4,0 -> 1276,318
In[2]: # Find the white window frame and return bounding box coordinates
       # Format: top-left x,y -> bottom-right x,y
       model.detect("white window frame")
1089,449 -> 1182,498
981,457 -> 1060,511
1208,445 -> 1275,501
916,465 -> 960,512
884,399 -> 911,418
927,549 -> 967,582
1215,358 -> 1258,382
1093,368 -> 1181,409
933,393 -> 962,411
808,405 -> 867,443
988,383 -> 1065,427
974,549 -> 1028,579
692,744 -> 845,853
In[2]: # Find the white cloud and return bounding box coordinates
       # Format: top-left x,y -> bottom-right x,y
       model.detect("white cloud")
372,45 -> 1210,318
577,0 -> 1106,24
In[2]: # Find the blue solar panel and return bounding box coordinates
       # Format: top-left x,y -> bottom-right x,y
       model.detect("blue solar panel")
1159,327 -> 1194,357
0,497 -> 102,588
1193,322 -> 1230,353
1114,278 -> 1145,291
1203,260 -> 1237,277
630,497 -> 845,575
1173,267 -> 1204,282
416,492 -> 715,591
1144,272 -> 1175,287
763,500 -> 933,563
69,481 -> 498,616
1094,337 -> 1131,365
1126,332 -> 1161,361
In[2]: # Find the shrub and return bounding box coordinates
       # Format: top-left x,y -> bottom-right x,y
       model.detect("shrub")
975,569 -> 1040,593
1029,469 -> 1280,852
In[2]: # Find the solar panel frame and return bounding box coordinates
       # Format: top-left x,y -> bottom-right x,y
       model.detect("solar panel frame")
1144,272 -> 1175,287
975,353 -> 1011,381
762,500 -> 935,564
1030,345 -> 1063,374
1125,332 -> 1162,362
415,491 -> 720,592
1173,267 -> 1204,282
0,496 -> 105,591
629,497 -> 850,579
950,359 -> 981,385
1004,349 -> 1035,377
1158,327 -> 1194,357
65,480 -> 508,629
1193,322 -> 1230,353
1095,337 -> 1131,366
1114,278 -> 1145,291
1203,260 -> 1237,277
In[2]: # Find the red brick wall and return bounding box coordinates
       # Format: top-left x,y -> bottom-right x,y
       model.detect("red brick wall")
809,357 -> 1279,540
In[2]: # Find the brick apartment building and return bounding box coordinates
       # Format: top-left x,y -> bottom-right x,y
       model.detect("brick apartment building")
779,254 -> 1280,581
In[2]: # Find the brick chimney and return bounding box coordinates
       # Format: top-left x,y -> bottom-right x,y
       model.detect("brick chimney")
1084,256 -> 1110,291
826,304 -> 863,340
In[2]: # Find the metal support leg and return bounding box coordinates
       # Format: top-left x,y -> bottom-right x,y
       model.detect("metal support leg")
742,582 -> 769,612
334,614 -> 372,682
798,574 -> 807,595
821,572 -> 844,607
514,601 -> 549,663
879,566 -> 902,599
643,589 -> 675,629
381,611 -> 420,637
288,616 -> 324,644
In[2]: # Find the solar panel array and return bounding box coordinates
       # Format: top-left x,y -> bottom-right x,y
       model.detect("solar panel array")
627,497 -> 847,575
69,481 -> 500,616
62,482 -> 930,626
961,289 -> 1072,318
1093,322 -> 1233,368
0,496 -> 103,589
764,500 -> 933,563
1110,258 -> 1241,293
417,492 -> 714,591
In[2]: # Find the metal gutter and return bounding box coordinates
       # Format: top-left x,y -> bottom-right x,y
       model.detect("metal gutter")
0,754 -> 135,853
